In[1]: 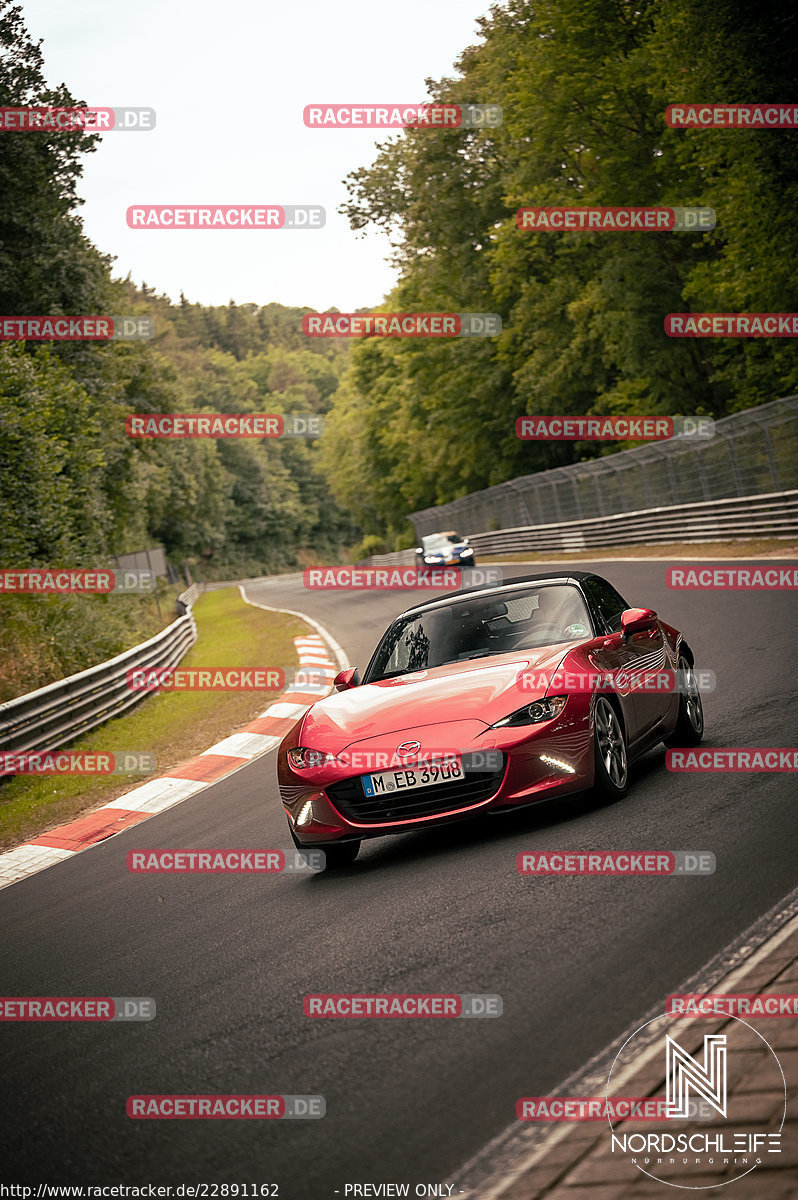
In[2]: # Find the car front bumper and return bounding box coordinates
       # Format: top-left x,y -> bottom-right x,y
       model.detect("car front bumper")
278,705 -> 594,844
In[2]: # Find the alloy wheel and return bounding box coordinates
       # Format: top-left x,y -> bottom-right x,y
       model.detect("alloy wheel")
595,697 -> 628,790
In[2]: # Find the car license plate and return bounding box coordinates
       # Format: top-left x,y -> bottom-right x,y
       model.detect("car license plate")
361,757 -> 464,797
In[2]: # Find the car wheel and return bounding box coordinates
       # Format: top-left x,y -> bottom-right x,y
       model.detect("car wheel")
664,655 -> 704,747
290,828 -> 361,871
593,696 -> 629,798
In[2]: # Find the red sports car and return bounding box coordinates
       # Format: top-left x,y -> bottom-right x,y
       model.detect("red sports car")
277,572 -> 704,869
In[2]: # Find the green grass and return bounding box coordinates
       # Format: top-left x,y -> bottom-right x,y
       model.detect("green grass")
0,588 -> 310,849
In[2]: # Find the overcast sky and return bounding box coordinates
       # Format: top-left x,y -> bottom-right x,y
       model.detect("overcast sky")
21,0 -> 492,311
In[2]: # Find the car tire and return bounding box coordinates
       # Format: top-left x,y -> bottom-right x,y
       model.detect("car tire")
664,655 -> 704,748
592,696 -> 629,799
290,829 -> 361,871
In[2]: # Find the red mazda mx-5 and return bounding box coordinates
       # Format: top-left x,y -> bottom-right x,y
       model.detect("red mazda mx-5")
277,571 -> 704,869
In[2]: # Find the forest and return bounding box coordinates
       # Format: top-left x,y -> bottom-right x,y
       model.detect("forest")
325,0 -> 798,545
2,0 -> 797,566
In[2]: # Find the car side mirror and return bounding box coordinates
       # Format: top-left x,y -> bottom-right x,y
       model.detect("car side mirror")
415,547 -> 422,554
620,607 -> 658,639
333,667 -> 361,691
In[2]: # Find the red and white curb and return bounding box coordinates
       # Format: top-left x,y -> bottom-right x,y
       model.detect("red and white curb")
0,603 -> 345,892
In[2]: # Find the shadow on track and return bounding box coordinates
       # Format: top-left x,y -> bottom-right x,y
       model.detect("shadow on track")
295,743 -> 671,884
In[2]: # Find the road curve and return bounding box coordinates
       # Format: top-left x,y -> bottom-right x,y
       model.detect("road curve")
1,560 -> 797,1195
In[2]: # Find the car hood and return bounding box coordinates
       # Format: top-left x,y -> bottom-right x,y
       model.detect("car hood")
300,645 -> 573,751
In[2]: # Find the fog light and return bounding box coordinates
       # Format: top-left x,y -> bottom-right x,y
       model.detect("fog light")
539,754 -> 576,775
296,800 -> 314,827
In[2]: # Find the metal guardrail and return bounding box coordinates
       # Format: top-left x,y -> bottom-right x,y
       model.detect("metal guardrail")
0,591 -> 200,759
465,490 -> 798,555
177,582 -> 201,614
358,490 -> 798,567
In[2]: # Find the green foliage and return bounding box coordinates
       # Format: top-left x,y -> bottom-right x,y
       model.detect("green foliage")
0,588 -> 169,703
0,291 -> 356,575
0,1 -> 110,317
0,5 -> 358,594
327,0 -> 798,538
351,533 -> 390,561
2,0 -> 796,592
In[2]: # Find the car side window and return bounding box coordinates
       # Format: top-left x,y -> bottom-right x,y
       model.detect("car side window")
582,578 -> 629,634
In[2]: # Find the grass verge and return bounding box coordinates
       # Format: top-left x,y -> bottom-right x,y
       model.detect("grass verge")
0,588 -> 309,850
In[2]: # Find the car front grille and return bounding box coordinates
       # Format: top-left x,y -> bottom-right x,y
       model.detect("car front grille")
324,756 -> 506,823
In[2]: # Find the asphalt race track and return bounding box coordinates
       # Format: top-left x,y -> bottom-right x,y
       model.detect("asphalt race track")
2,559 -> 797,1195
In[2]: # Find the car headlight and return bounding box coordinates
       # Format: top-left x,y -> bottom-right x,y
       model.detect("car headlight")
460,548 -> 474,556
287,747 -> 324,769
424,555 -> 443,563
491,696 -> 568,728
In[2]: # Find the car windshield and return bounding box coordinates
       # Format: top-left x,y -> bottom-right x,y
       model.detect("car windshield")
422,533 -> 461,551
364,584 -> 593,682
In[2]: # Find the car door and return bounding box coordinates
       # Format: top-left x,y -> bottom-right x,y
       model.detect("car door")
581,577 -> 667,745
617,616 -> 669,739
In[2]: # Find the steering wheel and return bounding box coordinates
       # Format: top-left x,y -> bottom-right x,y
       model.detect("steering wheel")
511,622 -> 564,648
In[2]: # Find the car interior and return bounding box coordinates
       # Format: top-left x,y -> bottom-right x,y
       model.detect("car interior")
434,587 -> 593,664
369,587 -> 595,680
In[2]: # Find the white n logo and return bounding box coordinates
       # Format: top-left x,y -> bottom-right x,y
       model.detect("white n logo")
666,1034 -> 727,1118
